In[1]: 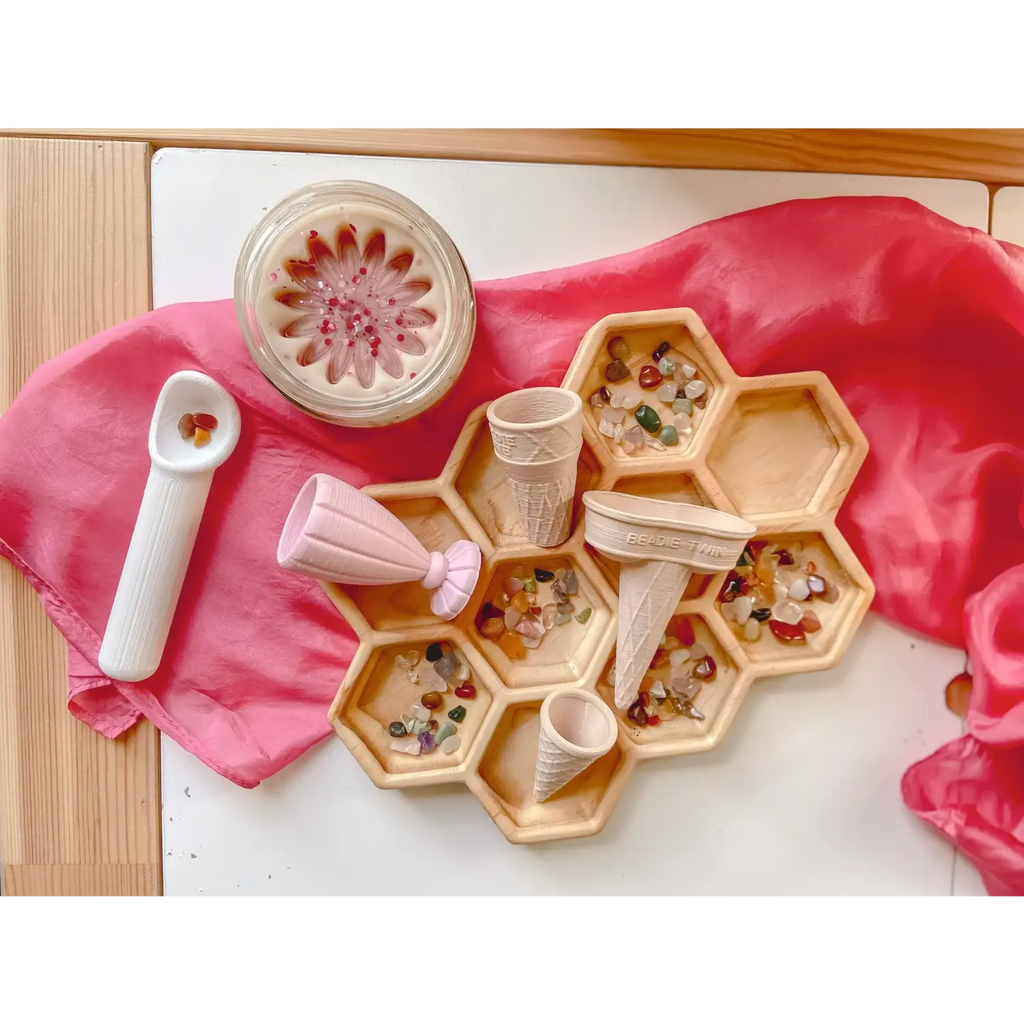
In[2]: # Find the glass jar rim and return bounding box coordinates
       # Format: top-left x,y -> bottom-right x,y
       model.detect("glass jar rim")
234,180 -> 475,426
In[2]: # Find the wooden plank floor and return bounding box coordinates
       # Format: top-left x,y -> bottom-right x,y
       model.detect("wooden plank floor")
0,137 -> 161,896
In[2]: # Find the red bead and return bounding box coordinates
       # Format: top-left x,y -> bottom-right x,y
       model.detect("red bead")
626,703 -> 648,726
353,314 -> 362,322
671,615 -> 696,647
530,607 -> 541,615
328,296 -> 339,306
647,715 -> 661,726
363,308 -> 371,316
769,620 -> 807,643
309,229 -> 318,237
638,690 -> 650,707
371,351 -> 378,358
397,334 -> 404,341
638,365 -> 663,389
345,320 -> 354,330
359,267 -> 367,275
395,317 -> 403,325
454,683 -> 476,699
693,655 -> 717,682
388,297 -> 396,305
193,413 -> 218,431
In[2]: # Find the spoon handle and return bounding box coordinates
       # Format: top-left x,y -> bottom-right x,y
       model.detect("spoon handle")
98,465 -> 213,682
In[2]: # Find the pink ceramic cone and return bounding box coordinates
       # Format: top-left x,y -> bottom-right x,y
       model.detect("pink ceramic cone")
278,474 -> 481,620
582,492 -> 755,708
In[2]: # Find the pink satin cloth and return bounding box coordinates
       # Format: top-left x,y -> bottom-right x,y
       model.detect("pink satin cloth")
2,197 -> 1024,893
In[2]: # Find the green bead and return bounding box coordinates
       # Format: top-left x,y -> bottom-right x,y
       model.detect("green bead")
575,607 -> 593,624
448,705 -> 467,723
672,397 -> 693,416
435,721 -> 457,745
658,425 -> 679,446
634,404 -> 661,434
523,577 -> 537,594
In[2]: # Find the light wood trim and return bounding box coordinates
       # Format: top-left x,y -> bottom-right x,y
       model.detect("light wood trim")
8,129 -> 1024,183
0,137 -> 160,896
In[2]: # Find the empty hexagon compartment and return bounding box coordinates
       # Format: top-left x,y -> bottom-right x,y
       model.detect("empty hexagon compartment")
711,529 -> 873,675
561,308 -> 734,467
324,488 -> 485,634
328,632 -> 497,788
448,403 -> 601,551
469,697 -> 635,843
705,374 -> 866,522
596,612 -> 749,757
468,550 -> 616,690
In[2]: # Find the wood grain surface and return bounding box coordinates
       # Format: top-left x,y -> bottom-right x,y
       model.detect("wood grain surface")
10,129 -> 1024,183
0,137 -> 160,896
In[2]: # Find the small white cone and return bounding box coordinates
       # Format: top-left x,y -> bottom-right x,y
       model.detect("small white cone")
614,560 -> 691,709
533,690 -> 618,802
495,449 -> 579,548
487,388 -> 583,548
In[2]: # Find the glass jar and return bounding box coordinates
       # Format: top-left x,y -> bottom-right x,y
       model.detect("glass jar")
235,181 -> 475,427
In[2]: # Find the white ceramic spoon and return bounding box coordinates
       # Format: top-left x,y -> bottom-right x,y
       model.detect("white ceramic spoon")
98,371 -> 241,682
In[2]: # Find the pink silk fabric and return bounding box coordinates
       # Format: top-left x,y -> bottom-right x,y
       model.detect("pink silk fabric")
2,197 -> 1024,893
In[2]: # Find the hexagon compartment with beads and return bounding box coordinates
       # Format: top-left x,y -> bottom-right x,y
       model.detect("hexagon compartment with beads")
325,307 -> 873,844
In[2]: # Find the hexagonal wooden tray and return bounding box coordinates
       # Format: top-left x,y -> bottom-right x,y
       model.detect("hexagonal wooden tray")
325,307 -> 873,844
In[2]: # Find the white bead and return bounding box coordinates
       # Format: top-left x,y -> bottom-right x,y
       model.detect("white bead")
599,418 -> 616,437
613,422 -> 624,443
788,577 -> 810,601
656,383 -> 677,403
411,703 -> 430,721
734,595 -> 753,625
673,413 -> 692,433
620,391 -> 642,410
391,736 -> 420,755
669,649 -> 689,667
743,618 -> 761,642
773,601 -> 804,625
439,735 -> 462,754
680,362 -> 698,379
689,642 -> 707,661
603,406 -> 626,424
650,679 -> 667,700
684,379 -> 706,399
609,392 -> 625,408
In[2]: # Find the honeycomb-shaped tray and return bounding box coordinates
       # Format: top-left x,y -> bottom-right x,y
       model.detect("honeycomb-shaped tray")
326,308 -> 873,843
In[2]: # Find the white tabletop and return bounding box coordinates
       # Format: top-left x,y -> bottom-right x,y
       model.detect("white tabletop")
152,149 -> 987,895
992,187 -> 1024,245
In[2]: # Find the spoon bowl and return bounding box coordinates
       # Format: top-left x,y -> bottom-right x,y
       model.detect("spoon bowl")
150,371 -> 241,473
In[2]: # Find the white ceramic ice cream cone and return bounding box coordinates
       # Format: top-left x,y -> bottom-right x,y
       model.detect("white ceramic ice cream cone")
583,492 -> 756,708
615,560 -> 691,709
487,388 -> 582,548
533,689 -> 618,802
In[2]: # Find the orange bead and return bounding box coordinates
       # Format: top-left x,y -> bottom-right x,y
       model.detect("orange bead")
193,427 -> 211,448
800,610 -> 822,633
499,631 -> 526,660
511,591 -> 531,613
945,672 -> 972,719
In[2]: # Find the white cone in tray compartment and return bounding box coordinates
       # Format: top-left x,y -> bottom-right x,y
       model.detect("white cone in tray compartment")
99,371 -> 241,682
277,474 -> 481,620
583,492 -> 755,708
533,689 -> 618,802
486,387 -> 583,547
